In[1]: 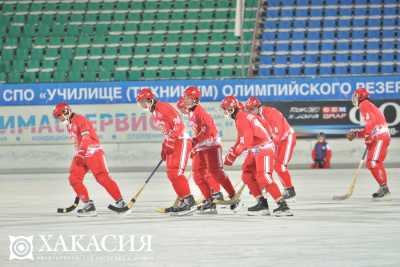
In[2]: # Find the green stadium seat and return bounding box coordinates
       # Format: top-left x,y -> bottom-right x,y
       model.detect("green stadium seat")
127,71 -> 141,81
38,72 -> 52,82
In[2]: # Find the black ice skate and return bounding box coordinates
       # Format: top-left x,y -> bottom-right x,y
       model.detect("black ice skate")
197,198 -> 217,214
372,185 -> 391,200
212,192 -> 224,201
108,199 -> 127,213
170,195 -> 196,216
247,197 -> 270,216
283,187 -> 296,200
77,200 -> 97,217
273,199 -> 293,217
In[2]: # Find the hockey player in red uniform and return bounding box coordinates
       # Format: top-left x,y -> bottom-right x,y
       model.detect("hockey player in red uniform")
221,96 -> 292,216
136,88 -> 196,213
183,87 -> 238,211
346,88 -> 391,199
245,96 -> 297,199
53,103 -> 125,217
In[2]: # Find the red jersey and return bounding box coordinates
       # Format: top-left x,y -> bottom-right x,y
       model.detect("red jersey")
189,105 -> 220,151
259,106 -> 293,143
356,100 -> 390,139
67,113 -> 101,157
151,101 -> 186,142
233,110 -> 273,155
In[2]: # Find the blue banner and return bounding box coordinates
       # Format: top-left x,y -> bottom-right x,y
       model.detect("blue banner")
1,75 -> 399,106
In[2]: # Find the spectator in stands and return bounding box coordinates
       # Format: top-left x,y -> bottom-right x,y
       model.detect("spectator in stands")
311,132 -> 332,169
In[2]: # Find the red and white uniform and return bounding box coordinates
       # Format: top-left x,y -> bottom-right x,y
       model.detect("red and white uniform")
355,100 -> 391,186
189,105 -> 235,199
67,113 -> 122,202
258,106 -> 296,189
152,101 -> 192,198
228,110 -> 282,201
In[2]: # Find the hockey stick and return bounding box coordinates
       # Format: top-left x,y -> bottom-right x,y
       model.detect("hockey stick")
332,148 -> 368,201
108,159 -> 164,212
213,183 -> 246,205
57,197 -> 80,213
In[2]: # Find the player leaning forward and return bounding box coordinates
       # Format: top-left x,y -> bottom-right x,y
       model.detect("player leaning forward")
136,88 -> 196,213
53,103 -> 126,217
347,88 -> 391,199
183,87 -> 238,211
221,96 -> 292,216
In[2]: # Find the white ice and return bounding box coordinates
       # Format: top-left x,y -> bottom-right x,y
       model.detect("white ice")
0,168 -> 399,267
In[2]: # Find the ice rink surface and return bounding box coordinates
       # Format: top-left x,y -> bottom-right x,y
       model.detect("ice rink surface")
0,168 -> 399,267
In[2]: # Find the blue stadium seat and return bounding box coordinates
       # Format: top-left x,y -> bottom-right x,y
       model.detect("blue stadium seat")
278,21 -> 291,29
367,19 -> 380,27
352,19 -> 366,27
277,32 -> 290,40
260,56 -> 273,65
296,0 -> 309,5
325,0 -> 339,4
265,20 -> 278,29
324,8 -> 337,16
288,67 -> 302,75
310,9 -> 323,17
275,55 -> 288,64
366,53 -> 379,61
350,65 -> 364,74
307,32 -> 320,40
281,9 -> 294,17
382,30 -> 395,38
290,55 -> 303,64
262,44 -> 275,52
304,66 -> 317,75
310,0 -> 324,4
292,31 -> 305,40
383,8 -> 396,15
381,64 -> 395,73
305,54 -> 318,63
320,66 -> 333,75
295,9 -> 308,17
368,7 -> 381,16
334,65 -> 348,75
320,54 -> 333,63
337,31 -> 350,39
306,42 -> 319,51
309,20 -> 322,28
322,20 -> 336,28
259,68 -> 270,76
337,42 -> 350,50
338,8 -> 352,16
382,42 -> 395,49
351,41 -> 364,50
322,31 -> 335,39
351,31 -> 365,39
273,67 -> 287,76
354,8 -> 367,16
267,9 -> 279,18
366,65 -> 379,74
382,53 -> 394,62
335,54 -> 349,63
366,42 -> 379,50
367,31 -> 380,38
263,32 -> 276,40
351,54 -> 364,62
383,19 -> 396,27
277,43 -> 289,51
338,19 -> 351,27
293,20 -> 306,29
291,43 -> 305,51
321,42 -> 334,50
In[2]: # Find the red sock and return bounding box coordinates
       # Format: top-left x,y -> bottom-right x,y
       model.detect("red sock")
265,182 -> 282,201
194,173 -> 212,199
242,172 -> 262,198
70,182 -> 90,202
168,170 -> 191,198
275,167 -> 293,188
212,169 -> 236,198
370,166 -> 388,186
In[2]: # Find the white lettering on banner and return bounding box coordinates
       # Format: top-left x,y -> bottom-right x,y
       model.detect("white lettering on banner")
356,81 -> 400,95
340,83 -> 353,95
222,85 -> 234,96
3,89 -> 35,102
46,87 -> 122,102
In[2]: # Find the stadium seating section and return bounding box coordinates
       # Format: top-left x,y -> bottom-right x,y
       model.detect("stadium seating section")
259,0 -> 400,76
1,0 -> 399,83
0,0 -> 257,83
